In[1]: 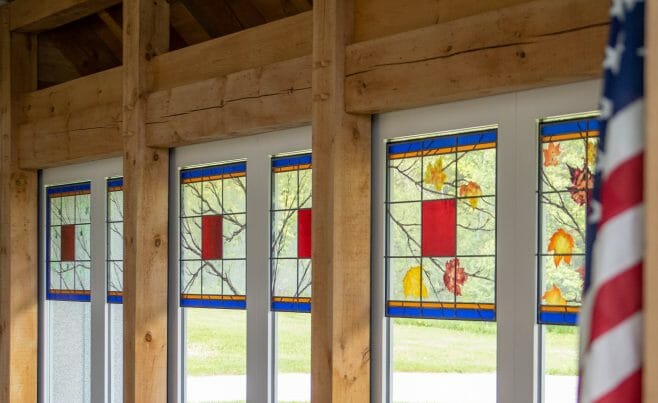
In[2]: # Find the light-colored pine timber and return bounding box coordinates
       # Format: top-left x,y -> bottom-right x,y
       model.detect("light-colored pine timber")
9,0 -> 121,32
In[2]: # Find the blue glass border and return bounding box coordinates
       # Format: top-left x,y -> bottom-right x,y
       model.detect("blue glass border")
387,130 -> 497,155
386,306 -> 496,321
47,182 -> 91,197
107,177 -> 124,189
181,162 -> 246,181
180,298 -> 247,309
538,311 -> 578,325
540,118 -> 600,137
271,301 -> 312,313
272,154 -> 312,168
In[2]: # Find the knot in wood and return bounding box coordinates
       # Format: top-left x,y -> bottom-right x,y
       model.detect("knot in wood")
154,237 -> 161,247
516,50 -> 526,59
145,331 -> 152,342
153,152 -> 159,161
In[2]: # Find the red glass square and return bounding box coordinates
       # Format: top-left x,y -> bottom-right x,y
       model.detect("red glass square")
202,215 -> 223,260
421,199 -> 456,256
61,224 -> 76,262
298,209 -> 312,259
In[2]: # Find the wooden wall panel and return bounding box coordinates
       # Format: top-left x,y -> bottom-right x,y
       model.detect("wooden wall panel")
345,0 -> 608,114
311,0 -> 371,402
0,9 -> 38,403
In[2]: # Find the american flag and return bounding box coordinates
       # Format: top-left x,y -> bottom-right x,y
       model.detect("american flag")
579,0 -> 645,402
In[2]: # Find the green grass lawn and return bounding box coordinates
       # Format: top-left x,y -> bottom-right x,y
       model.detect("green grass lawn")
185,309 -> 579,377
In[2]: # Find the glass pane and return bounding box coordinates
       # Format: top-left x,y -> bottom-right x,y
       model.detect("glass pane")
47,300 -> 91,403
109,304 -> 123,403
276,312 -> 311,403
542,325 -> 579,403
185,309 -> 246,403
391,318 -> 496,403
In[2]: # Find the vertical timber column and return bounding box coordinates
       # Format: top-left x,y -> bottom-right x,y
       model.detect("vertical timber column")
0,9 -> 38,403
122,1 -> 170,402
644,1 -> 658,401
311,0 -> 371,402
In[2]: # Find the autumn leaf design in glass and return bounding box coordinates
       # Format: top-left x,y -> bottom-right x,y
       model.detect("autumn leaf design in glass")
270,154 -> 312,313
179,162 -> 247,309
385,130 -> 497,321
107,178 -> 124,303
538,117 -> 599,325
47,182 -> 92,301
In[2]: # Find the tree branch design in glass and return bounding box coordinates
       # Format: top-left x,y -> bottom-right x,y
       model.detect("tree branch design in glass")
179,162 -> 247,309
47,182 -> 92,301
385,130 -> 497,321
270,154 -> 312,313
107,177 -> 124,303
538,117 -> 599,325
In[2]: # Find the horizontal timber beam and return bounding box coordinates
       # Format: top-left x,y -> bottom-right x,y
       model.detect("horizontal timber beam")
151,11 -> 312,90
16,0 -> 609,168
17,67 -> 122,169
9,0 -> 122,32
146,55 -> 312,148
344,0 -> 609,114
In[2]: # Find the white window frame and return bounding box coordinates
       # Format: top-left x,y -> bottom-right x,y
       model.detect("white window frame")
371,80 -> 600,403
169,126 -> 311,403
40,157 -> 123,403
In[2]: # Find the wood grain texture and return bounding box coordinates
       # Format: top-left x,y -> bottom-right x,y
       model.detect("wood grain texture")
311,1 -> 371,402
644,0 -> 658,401
18,67 -> 122,169
353,0 -> 533,42
121,1 -> 169,402
9,0 -> 121,32
151,11 -> 312,90
146,55 -> 312,148
0,9 -> 38,403
345,0 -> 608,114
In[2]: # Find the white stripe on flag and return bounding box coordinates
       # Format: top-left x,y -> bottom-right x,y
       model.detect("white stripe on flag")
591,205 -> 644,288
601,99 -> 645,179
579,312 -> 643,402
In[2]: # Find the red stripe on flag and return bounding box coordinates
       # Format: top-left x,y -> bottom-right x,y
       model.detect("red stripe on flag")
595,368 -> 642,403
298,209 -> 312,259
588,263 -> 643,346
202,215 -> 223,260
61,224 -> 75,261
599,153 -> 644,227
421,199 -> 456,256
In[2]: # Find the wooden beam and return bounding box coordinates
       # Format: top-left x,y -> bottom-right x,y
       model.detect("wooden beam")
178,0 -> 243,38
146,55 -> 311,148
645,0 -> 658,401
353,0 -> 532,42
345,0 -> 608,114
9,0 -> 121,32
41,17 -> 121,76
151,11 -> 312,90
121,0 -> 169,402
311,0 -> 371,402
169,1 -> 211,46
97,10 -> 122,40
0,8 -> 38,403
17,67 -> 122,169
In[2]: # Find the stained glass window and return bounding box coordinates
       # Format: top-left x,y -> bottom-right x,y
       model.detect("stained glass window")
385,130 -> 497,321
107,178 -> 123,303
47,182 -> 92,302
270,154 -> 312,313
180,162 -> 247,309
538,117 -> 599,325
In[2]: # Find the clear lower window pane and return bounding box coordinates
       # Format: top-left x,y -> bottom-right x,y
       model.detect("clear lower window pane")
542,325 -> 579,403
185,308 -> 246,403
391,318 -> 496,403
47,300 -> 91,403
109,304 -> 123,403
276,312 -> 311,403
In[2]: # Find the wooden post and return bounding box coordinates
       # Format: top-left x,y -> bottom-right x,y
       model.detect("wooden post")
311,0 -> 371,402
0,7 -> 38,403
644,1 -> 658,401
122,1 -> 170,402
